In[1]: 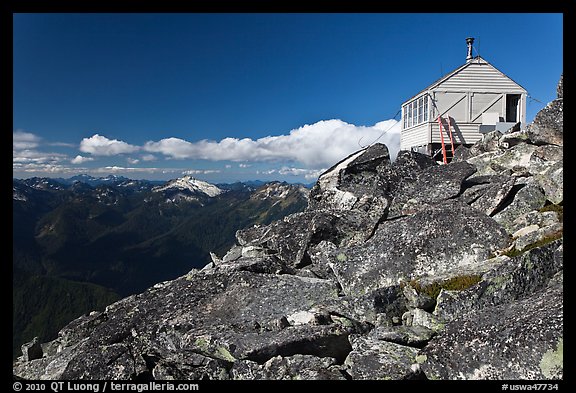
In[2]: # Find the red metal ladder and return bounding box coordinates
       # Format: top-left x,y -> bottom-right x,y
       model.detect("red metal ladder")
436,115 -> 455,164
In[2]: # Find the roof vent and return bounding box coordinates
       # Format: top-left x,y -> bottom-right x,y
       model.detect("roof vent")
466,37 -> 474,61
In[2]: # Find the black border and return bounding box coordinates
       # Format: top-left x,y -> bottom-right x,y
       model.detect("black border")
6,0 -> 571,389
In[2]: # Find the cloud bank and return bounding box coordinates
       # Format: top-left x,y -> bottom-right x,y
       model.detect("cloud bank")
140,119 -> 400,168
14,119 -> 401,181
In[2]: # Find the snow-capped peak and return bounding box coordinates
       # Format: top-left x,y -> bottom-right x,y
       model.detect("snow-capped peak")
153,175 -> 223,197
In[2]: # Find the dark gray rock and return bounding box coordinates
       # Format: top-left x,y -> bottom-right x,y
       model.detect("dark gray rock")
317,285 -> 408,327
331,200 -> 509,296
460,175 -> 516,216
231,354 -> 345,380
21,337 -> 43,362
524,74 -> 563,147
388,161 -> 476,217
13,270 -> 343,380
377,150 -> 437,196
434,240 -> 563,322
235,209 -> 380,269
421,283 -> 563,379
510,210 -> 561,234
150,351 -> 230,380
492,184 -> 547,233
402,285 -> 435,311
533,145 -> 563,162
369,325 -> 436,347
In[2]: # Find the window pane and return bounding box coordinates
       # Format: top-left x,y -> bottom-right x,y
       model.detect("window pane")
403,106 -> 407,128
417,97 -> 423,124
423,97 -> 428,122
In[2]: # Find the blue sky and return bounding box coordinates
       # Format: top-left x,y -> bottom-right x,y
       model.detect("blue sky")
13,13 -> 563,183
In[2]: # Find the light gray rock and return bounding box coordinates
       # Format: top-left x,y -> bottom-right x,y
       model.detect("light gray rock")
511,210 -> 561,233
513,223 -> 562,252
403,308 -> 445,332
492,184 -> 547,233
344,335 -> 422,380
308,143 -> 391,214
526,99 -> 563,146
534,161 -> 563,204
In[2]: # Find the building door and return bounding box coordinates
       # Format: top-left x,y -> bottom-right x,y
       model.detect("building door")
506,94 -> 521,122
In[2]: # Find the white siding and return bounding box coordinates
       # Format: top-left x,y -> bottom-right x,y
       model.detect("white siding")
435,61 -> 525,93
431,122 -> 482,145
401,123 -> 430,150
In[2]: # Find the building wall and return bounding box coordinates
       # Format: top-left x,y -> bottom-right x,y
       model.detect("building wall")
430,122 -> 483,145
435,60 -> 525,93
400,58 -> 527,153
400,122 -> 430,151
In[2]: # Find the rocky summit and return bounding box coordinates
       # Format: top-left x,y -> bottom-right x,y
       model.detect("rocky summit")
13,76 -> 563,380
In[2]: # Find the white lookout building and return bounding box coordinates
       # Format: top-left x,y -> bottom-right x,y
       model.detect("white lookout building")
400,37 -> 527,163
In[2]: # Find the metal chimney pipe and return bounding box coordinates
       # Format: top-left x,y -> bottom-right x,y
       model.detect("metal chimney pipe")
466,37 -> 474,61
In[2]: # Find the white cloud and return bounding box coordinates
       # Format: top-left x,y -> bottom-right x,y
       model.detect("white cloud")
143,119 -> 400,168
126,157 -> 140,165
13,130 -> 73,169
91,166 -> 178,174
71,155 -> 94,164
239,163 -> 251,168
13,162 -> 77,174
256,169 -> 277,175
182,169 -> 221,175
13,149 -> 68,164
225,164 -> 232,169
278,166 -> 327,180
80,134 -> 139,156
141,154 -> 157,161
13,130 -> 42,150
48,142 -> 77,148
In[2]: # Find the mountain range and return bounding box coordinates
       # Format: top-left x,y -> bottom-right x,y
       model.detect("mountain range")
13,175 -> 309,358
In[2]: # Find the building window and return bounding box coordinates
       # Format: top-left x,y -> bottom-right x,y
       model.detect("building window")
403,95 -> 429,128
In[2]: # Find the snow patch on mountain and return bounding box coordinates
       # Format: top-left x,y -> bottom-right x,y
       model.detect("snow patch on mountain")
13,187 -> 27,201
153,175 -> 224,197
251,182 -> 309,201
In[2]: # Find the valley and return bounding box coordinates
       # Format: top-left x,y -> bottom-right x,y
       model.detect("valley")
12,175 -> 309,358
